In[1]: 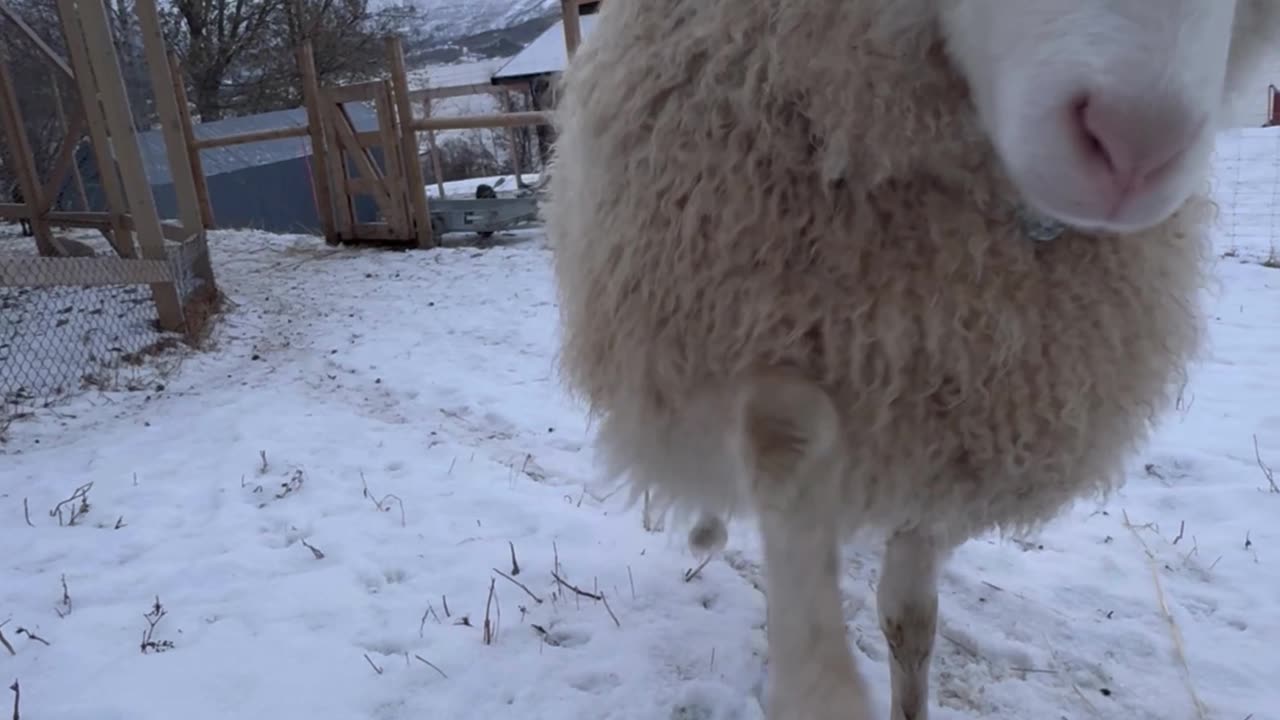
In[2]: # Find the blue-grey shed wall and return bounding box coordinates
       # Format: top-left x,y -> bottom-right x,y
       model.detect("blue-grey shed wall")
75,151 -> 382,235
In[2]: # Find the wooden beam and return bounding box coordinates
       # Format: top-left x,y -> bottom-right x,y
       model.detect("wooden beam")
136,0 -> 215,290
327,80 -> 386,105
372,79 -> 409,238
421,97 -> 446,199
51,70 -> 88,211
57,0 -> 134,258
297,41 -> 337,243
0,32 -> 58,256
0,256 -> 174,288
69,0 -> 185,331
38,105 -> 87,214
503,91 -> 524,186
192,124 -> 309,150
0,0 -> 73,78
387,36 -> 433,248
561,0 -> 582,57
411,111 -> 551,132
169,52 -> 213,228
323,101 -> 355,239
331,103 -> 398,221
406,83 -> 502,103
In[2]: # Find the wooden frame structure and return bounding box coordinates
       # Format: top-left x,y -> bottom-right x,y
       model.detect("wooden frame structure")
2,0 -> 594,257
165,0 -> 601,248
0,0 -> 216,334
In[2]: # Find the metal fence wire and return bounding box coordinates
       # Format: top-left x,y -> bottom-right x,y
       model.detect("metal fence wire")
0,231 -> 212,408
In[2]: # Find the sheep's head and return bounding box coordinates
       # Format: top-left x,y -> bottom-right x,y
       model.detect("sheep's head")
938,0 -> 1280,234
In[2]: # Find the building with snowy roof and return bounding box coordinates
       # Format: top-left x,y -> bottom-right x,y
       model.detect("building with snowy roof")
71,105 -> 383,235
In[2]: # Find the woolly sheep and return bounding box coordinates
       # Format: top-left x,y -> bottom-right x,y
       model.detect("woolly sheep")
543,2 -> 1280,718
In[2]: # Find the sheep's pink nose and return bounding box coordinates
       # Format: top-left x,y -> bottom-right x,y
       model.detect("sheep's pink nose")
1075,95 -> 1205,204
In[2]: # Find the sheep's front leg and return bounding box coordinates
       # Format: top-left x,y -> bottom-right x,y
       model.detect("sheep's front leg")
734,373 -> 869,720
878,529 -> 942,720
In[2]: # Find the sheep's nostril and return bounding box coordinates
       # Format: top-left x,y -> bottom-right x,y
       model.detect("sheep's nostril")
1074,97 -> 1117,175
1069,92 -> 1204,199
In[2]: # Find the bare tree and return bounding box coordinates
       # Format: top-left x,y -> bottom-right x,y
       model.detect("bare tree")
163,0 -> 419,120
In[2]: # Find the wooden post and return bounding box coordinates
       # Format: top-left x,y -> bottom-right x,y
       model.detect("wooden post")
297,41 -> 338,244
421,98 -> 447,199
67,0 -> 185,331
136,0 -> 215,290
37,105 -> 87,214
168,53 -> 213,228
387,35 -> 433,248
372,79 -> 410,238
0,36 -> 57,256
502,91 -> 524,185
561,0 -> 582,57
57,0 -> 135,258
51,73 -> 89,211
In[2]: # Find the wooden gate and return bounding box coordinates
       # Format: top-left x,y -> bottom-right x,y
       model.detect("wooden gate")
320,79 -> 427,244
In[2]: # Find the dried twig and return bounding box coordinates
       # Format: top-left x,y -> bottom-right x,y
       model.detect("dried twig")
361,472 -> 406,526
140,596 -> 174,654
0,630 -> 13,656
1254,435 -> 1277,493
9,679 -> 18,720
508,541 -> 521,575
684,555 -> 713,583
419,604 -> 442,636
275,469 -> 304,499
300,539 -> 325,559
493,568 -> 543,604
49,482 -> 93,526
21,499 -> 32,528
482,578 -> 498,645
1172,520 -> 1186,545
364,653 -> 384,674
1122,513 -> 1209,720
552,571 -> 602,601
628,566 -> 636,600
13,630 -> 47,647
600,591 -> 621,628
414,654 -> 448,679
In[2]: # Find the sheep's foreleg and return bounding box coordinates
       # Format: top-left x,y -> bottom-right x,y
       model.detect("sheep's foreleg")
734,372 -> 869,720
878,528 -> 941,720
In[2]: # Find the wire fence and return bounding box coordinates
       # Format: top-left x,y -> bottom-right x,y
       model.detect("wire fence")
0,228 -> 212,410
1212,126 -> 1280,267
1,8 -> 218,425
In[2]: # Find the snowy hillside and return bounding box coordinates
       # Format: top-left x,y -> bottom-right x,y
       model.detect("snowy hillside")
1,131 -> 1278,720
393,0 -> 557,39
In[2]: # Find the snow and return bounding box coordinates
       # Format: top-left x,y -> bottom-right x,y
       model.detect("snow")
493,15 -> 599,82
2,128 -> 1279,720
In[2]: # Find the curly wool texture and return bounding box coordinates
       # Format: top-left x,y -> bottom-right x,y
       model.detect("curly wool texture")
544,0 -> 1213,544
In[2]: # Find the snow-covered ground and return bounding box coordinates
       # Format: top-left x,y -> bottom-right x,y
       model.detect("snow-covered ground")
2,129 -> 1279,720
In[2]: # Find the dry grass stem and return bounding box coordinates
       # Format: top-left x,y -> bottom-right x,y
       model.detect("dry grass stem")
493,568 -> 543,604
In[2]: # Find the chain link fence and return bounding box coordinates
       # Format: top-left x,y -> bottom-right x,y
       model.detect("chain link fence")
0,227 -> 213,414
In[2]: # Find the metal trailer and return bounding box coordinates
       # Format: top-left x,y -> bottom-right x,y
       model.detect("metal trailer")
428,177 -> 544,239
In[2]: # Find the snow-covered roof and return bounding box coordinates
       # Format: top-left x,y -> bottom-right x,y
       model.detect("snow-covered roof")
408,58 -> 508,93
491,14 -> 599,82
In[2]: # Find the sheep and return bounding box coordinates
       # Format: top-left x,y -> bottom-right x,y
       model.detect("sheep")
542,1 -> 1280,719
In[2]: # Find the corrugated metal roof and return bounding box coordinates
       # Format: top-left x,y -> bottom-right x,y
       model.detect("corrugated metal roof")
492,14 -> 598,81
130,104 -> 379,186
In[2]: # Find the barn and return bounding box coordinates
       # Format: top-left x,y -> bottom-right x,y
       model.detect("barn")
72,105 -> 382,235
